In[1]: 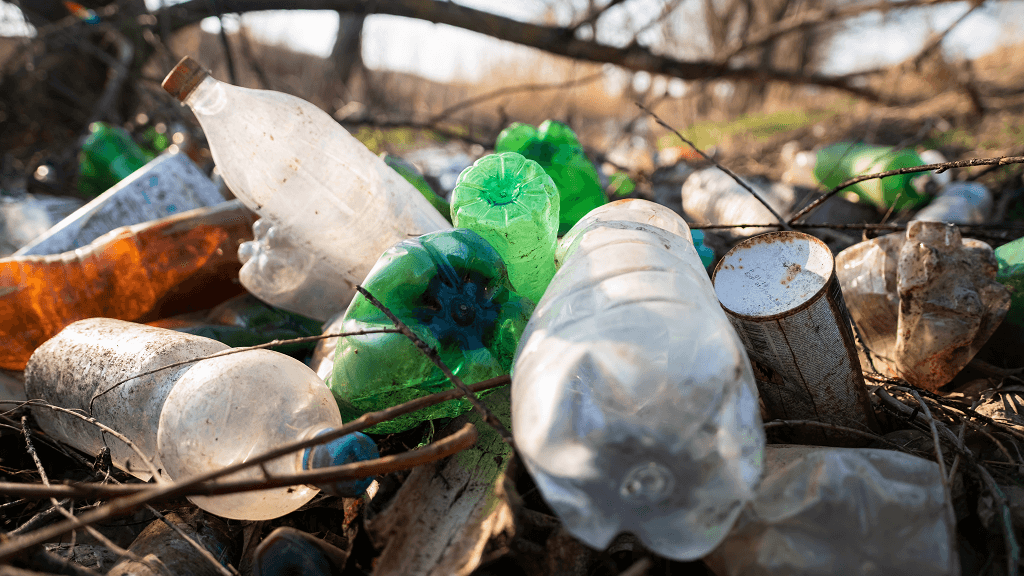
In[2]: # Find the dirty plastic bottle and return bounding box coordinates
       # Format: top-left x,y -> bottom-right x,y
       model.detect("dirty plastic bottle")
25,318 -> 378,520
495,120 -> 606,235
162,56 -> 450,321
512,199 -> 765,561
912,181 -> 992,225
451,152 -> 560,304
0,200 -> 253,371
78,122 -> 154,197
811,142 -> 932,211
329,228 -> 534,434
705,445 -> 958,576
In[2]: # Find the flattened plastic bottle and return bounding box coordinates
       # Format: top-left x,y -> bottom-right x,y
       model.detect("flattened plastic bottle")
495,120 -> 606,235
162,56 -> 450,321
25,318 -> 378,520
328,228 -> 534,434
451,152 -> 560,304
512,199 -> 765,560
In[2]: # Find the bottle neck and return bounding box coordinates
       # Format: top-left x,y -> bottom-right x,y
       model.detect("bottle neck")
185,76 -> 228,117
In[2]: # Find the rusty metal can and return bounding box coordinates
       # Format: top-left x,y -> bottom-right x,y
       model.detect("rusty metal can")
712,231 -> 878,444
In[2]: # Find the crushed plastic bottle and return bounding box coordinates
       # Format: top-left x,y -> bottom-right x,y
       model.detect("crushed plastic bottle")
810,142 -> 933,211
495,119 -> 606,235
78,122 -> 154,197
912,181 -> 992,225
25,318 -> 378,520
836,221 -> 1010,391
704,445 -> 958,576
329,228 -> 534,434
513,199 -> 765,560
451,152 -> 560,304
162,56 -> 450,321
0,200 -> 253,371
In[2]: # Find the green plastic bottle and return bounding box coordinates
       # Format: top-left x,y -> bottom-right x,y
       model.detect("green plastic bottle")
996,237 -> 1024,328
328,228 -> 534,434
382,154 -> 452,224
495,120 -> 606,235
451,152 -> 559,304
78,122 -> 154,196
812,143 -> 929,212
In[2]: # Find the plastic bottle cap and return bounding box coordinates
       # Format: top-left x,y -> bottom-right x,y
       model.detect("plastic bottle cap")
162,56 -> 210,102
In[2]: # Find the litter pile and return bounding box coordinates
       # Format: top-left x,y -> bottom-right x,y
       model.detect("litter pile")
2,55 -> 1024,576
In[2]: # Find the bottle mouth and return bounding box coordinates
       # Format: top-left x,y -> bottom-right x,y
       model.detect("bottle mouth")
162,56 -> 210,102
620,461 -> 675,503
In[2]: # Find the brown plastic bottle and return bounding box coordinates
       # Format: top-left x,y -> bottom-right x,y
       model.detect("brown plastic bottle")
0,200 -> 255,370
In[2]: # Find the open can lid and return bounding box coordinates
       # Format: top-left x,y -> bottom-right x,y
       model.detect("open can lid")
161,56 -> 209,102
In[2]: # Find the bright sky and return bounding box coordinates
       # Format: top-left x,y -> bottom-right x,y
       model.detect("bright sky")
2,1 -> 1022,83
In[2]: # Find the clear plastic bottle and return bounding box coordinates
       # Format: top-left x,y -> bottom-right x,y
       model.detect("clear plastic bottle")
25,318 -> 376,520
162,57 -> 451,321
451,152 -> 560,304
680,167 -> 797,239
512,199 -> 765,560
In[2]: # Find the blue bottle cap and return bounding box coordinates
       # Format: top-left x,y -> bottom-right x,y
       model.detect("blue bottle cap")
302,430 -> 379,497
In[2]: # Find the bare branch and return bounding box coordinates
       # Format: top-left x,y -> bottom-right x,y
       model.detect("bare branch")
154,0 -> 897,102
636,101 -> 792,230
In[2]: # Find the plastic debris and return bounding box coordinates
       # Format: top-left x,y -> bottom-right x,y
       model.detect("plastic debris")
806,142 -> 934,211
328,228 -> 533,434
0,191 -> 84,256
25,318 -> 376,520
162,56 -> 450,321
495,119 -> 607,235
0,201 -> 254,371
681,167 -> 797,239
513,199 -> 764,560
253,527 -> 349,576
107,510 -> 237,576
451,151 -> 560,304
17,152 -> 227,256
835,221 -> 1010,391
912,181 -> 992,225
78,121 -> 153,197
714,231 -> 879,444
704,445 -> 958,576
996,234 -> 1024,328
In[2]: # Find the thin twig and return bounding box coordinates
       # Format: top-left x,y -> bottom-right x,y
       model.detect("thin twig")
355,285 -> 514,444
789,155 -> 1024,224
17,402 -> 163,482
909,390 -> 957,543
763,419 -> 886,445
635,101 -> 792,230
0,424 -> 472,500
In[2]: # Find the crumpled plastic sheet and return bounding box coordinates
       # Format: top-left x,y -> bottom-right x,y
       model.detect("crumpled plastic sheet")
835,221 -> 1010,391
704,445 -> 959,576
